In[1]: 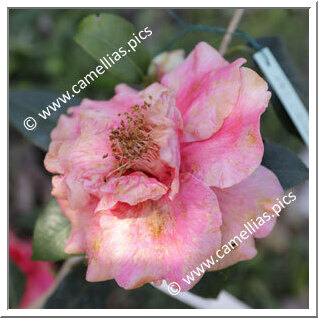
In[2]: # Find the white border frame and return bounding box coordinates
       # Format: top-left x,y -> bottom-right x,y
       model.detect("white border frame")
3,1 -> 316,316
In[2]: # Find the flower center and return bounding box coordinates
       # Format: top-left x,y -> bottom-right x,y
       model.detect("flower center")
105,98 -> 160,180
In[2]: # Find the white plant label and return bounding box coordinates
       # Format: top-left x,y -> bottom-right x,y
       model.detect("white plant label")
254,47 -> 309,147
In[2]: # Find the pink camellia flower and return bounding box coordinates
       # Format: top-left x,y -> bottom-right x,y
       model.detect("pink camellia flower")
44,42 -> 283,291
9,232 -> 55,308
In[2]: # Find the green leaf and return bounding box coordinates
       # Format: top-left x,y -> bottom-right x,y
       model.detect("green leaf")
32,199 -> 72,262
9,260 -> 26,308
75,13 -> 150,83
9,90 -> 81,151
262,141 -> 309,190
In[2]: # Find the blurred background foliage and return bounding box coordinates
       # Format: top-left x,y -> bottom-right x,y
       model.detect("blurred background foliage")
9,9 -> 309,309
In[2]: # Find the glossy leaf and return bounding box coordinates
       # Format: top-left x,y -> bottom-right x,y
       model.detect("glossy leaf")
32,199 -> 71,262
75,13 -> 150,83
9,90 -> 80,151
262,141 -> 309,190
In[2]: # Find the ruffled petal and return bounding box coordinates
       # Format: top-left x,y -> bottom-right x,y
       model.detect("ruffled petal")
162,42 -> 242,142
85,173 -> 222,291
209,166 -> 283,270
51,175 -> 67,200
181,67 -> 271,188
44,114 -> 80,174
137,83 -> 183,199
181,59 -> 245,142
115,83 -> 138,95
58,199 -> 94,254
45,96 -> 132,186
162,42 -> 228,99
95,172 -> 168,211
45,94 -> 134,176
47,81 -> 183,211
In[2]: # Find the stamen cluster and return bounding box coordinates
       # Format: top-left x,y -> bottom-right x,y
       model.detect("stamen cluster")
105,98 -> 159,179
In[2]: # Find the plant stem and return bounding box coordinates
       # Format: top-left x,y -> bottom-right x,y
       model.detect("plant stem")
219,9 -> 245,55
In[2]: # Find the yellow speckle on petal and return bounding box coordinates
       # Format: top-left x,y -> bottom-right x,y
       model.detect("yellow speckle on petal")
192,80 -> 201,93
258,197 -> 277,215
147,207 -> 168,238
92,238 -> 102,253
245,210 -> 255,220
130,276 -> 154,289
245,131 -> 258,147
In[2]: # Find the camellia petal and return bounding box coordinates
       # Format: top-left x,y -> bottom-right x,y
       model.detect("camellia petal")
95,172 -> 168,211
52,176 -> 92,254
210,166 -> 284,270
115,83 -> 138,95
181,67 -> 271,188
44,114 -> 80,174
45,97 -> 134,204
162,42 -> 228,97
128,83 -> 183,199
85,173 -> 222,291
180,58 -> 245,142
51,175 -> 68,200
58,199 -> 95,254
162,42 -> 242,142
